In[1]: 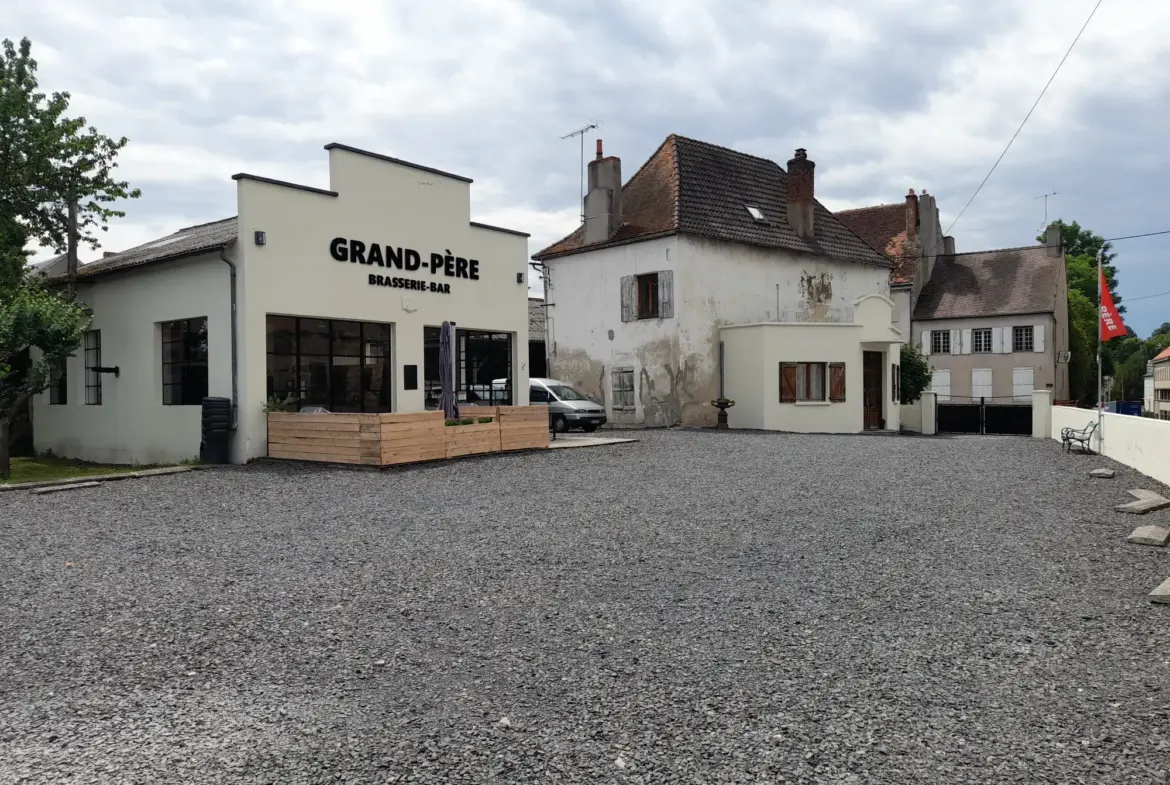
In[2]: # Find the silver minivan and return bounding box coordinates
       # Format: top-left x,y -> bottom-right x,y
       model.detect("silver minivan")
528,377 -> 607,433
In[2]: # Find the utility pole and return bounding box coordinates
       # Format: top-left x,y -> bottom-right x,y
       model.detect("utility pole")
1034,191 -> 1059,230
561,122 -> 600,224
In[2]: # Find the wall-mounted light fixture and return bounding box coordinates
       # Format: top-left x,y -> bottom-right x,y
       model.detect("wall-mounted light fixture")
516,272 -> 525,284
254,231 -> 267,246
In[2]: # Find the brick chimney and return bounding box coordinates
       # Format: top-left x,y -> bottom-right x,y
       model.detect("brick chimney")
905,189 -> 919,241
786,148 -> 815,241
1044,222 -> 1062,257
583,139 -> 623,245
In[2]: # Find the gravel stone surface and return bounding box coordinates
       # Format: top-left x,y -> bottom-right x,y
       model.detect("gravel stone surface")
2,430 -> 1169,784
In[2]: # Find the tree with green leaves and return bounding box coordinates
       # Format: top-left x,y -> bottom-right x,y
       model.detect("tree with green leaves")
1039,220 -> 1122,313
1,36 -> 138,476
899,343 -> 931,405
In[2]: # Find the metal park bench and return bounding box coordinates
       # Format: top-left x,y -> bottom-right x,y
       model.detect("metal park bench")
1061,420 -> 1097,454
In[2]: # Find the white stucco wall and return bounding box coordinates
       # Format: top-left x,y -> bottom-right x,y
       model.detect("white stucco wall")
1049,405 -> 1170,485
719,295 -> 901,433
545,234 -> 891,427
32,252 -> 233,465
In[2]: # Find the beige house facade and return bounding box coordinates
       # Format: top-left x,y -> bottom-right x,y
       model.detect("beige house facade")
1153,347 -> 1170,420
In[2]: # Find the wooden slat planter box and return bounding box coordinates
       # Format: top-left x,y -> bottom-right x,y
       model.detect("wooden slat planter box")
267,406 -> 548,466
498,405 -> 550,451
444,418 -> 501,458
267,413 -> 381,465
381,411 -> 446,465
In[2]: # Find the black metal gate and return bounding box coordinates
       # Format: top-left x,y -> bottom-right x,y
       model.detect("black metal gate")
937,397 -> 1032,435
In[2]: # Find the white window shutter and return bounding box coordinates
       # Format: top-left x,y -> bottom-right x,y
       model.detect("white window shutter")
950,329 -> 960,355
961,329 -> 972,355
1034,324 -> 1045,353
620,276 -> 635,322
991,327 -> 1003,354
658,270 -> 674,319
921,330 -> 931,356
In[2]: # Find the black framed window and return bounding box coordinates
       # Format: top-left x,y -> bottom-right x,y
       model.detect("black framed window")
424,327 -> 514,408
49,357 -> 67,405
161,318 -> 209,405
1012,326 -> 1034,353
458,329 -> 513,406
266,316 -> 391,413
84,330 -> 102,405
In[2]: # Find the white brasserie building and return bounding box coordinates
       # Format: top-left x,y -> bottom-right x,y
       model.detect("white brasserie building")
33,143 -> 532,464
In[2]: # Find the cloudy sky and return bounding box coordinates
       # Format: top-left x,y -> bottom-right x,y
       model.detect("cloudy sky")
12,0 -> 1170,336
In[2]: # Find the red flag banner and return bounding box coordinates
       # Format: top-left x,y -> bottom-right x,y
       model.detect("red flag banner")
1099,268 -> 1127,340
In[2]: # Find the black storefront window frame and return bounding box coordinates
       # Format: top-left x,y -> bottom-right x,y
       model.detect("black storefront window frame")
266,316 -> 393,413
423,327 -> 515,408
161,317 -> 209,406
457,329 -> 514,406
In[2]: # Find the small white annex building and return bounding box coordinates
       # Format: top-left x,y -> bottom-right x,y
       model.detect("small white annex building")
532,136 -> 902,433
33,143 -> 532,464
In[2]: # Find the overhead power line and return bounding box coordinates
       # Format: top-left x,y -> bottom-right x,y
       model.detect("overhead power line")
1123,289 -> 1170,304
943,0 -> 1104,238
1103,229 -> 1170,243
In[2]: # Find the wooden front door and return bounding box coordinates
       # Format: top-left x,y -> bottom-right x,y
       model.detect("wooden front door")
863,351 -> 883,430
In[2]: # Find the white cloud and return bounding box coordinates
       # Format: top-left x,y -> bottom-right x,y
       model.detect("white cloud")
10,0 -> 1170,332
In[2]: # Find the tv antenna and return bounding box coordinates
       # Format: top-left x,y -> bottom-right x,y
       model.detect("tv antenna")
562,121 -> 600,224
1034,191 -> 1059,229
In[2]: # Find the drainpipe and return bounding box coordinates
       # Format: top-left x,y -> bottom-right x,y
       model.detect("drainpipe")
219,246 -> 240,431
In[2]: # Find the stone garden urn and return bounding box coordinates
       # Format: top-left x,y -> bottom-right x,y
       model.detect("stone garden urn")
711,398 -> 735,429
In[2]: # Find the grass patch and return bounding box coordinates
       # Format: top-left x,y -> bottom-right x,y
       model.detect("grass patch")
3,456 -> 147,485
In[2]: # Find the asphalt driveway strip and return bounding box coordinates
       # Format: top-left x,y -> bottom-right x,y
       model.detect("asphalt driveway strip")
2,430 -> 1168,783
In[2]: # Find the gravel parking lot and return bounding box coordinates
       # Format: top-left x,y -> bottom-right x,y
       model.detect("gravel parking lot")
2,430 -> 1169,784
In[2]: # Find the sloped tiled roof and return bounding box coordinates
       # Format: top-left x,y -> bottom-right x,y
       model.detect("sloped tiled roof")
834,203 -> 919,285
914,245 -> 1063,320
1153,346 -> 1170,363
533,135 -> 889,268
53,217 -> 240,281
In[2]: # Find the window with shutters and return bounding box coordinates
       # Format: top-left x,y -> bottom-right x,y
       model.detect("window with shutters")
637,274 -> 659,319
931,330 -> 950,354
931,369 -> 951,401
1012,326 -> 1034,352
972,328 -> 992,353
780,362 -> 829,402
612,368 -> 635,410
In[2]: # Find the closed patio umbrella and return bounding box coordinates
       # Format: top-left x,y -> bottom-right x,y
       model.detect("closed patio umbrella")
439,321 -> 459,420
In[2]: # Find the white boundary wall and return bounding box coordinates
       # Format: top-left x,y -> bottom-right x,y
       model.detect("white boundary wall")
1045,404 -> 1170,486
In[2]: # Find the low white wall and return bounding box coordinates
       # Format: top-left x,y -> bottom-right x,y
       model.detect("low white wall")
1049,405 -> 1170,486
900,403 -> 922,433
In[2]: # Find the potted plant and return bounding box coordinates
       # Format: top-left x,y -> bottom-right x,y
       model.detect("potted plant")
445,412 -> 501,457
711,397 -> 735,429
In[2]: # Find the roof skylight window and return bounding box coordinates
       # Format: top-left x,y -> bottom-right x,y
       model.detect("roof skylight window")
745,205 -> 766,223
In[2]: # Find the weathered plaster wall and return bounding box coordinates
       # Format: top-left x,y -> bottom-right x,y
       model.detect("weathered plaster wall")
545,234 -> 891,428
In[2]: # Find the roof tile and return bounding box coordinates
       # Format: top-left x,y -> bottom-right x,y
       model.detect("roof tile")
534,135 -> 888,268
834,203 -> 919,284
914,245 -> 1063,320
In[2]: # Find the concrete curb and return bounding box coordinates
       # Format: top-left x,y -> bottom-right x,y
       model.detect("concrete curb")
30,481 -> 102,495
1,465 -> 195,494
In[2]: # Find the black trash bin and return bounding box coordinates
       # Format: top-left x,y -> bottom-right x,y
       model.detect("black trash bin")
200,396 -> 232,464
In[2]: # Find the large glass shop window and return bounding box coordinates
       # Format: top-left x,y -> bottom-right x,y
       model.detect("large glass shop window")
266,316 -> 392,412
423,327 -> 514,408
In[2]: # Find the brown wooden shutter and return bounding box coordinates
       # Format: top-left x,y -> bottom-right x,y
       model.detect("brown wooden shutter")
620,276 -> 635,322
780,363 -> 797,403
829,362 -> 846,402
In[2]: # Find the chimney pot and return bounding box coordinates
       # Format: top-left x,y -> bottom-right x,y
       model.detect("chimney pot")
1045,223 -> 1062,257
905,190 -> 919,241
786,148 -> 816,241
596,139 -> 604,160
103,251 -> 115,257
